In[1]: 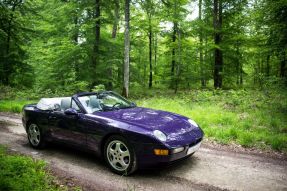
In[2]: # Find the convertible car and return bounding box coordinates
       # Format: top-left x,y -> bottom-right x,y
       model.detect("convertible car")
22,91 -> 204,175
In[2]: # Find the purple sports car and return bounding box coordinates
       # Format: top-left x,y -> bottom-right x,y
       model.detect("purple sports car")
22,91 -> 203,175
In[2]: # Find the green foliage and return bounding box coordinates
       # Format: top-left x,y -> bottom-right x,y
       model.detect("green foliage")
0,146 -> 64,191
1,0 -> 286,91
0,0 -> 37,88
92,84 -> 106,92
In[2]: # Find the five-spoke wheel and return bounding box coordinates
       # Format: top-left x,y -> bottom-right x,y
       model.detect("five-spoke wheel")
27,123 -> 45,148
104,135 -> 137,175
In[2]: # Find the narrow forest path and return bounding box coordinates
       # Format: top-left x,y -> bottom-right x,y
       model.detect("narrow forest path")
0,113 -> 286,191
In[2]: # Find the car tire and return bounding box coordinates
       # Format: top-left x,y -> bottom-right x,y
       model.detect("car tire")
104,135 -> 137,175
27,123 -> 46,149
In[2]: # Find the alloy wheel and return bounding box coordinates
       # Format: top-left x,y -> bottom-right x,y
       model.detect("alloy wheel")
28,124 -> 41,146
106,140 -> 130,171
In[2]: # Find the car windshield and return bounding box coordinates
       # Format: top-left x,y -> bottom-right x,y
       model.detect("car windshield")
78,92 -> 134,113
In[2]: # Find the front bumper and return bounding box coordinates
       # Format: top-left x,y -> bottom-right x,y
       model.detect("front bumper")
134,139 -> 202,169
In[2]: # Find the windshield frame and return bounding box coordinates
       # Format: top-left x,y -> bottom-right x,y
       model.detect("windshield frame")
73,91 -> 134,114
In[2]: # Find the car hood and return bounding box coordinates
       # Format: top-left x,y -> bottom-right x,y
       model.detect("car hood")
92,107 -> 203,146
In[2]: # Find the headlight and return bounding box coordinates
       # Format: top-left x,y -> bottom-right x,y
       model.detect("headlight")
172,147 -> 185,154
188,119 -> 198,127
153,130 -> 167,142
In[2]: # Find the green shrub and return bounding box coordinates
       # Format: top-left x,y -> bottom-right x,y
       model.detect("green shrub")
0,146 -> 64,191
92,84 -> 105,92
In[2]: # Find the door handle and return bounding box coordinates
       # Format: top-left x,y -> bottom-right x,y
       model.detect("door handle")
48,116 -> 57,119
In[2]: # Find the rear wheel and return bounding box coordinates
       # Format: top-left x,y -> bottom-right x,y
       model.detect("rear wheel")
104,135 -> 137,175
27,123 -> 45,149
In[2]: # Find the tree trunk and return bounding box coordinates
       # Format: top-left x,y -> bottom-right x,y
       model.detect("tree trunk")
174,29 -> 181,94
112,0 -> 120,39
107,0 -> 120,90
213,0 -> 223,89
240,62 -> 243,85
122,0 -> 130,98
199,0 -> 205,87
154,32 -> 157,84
266,54 -> 270,77
170,21 -> 177,88
280,51 -> 286,78
3,2 -> 18,85
92,0 -> 100,86
258,58 -> 262,87
148,19 -> 153,88
235,42 -> 240,85
171,22 -> 177,76
73,13 -> 79,81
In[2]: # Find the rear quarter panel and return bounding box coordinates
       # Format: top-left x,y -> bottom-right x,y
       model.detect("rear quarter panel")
22,104 -> 51,136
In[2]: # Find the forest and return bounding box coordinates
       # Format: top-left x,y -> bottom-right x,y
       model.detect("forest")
0,0 -> 286,94
0,0 -> 287,152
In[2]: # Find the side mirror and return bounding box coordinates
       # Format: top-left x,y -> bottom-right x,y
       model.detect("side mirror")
64,108 -> 78,115
131,102 -> 137,107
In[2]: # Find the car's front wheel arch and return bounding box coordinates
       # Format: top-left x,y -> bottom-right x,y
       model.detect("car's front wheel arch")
25,120 -> 33,132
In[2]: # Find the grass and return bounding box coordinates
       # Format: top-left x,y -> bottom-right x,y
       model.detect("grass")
0,100 -> 38,113
0,89 -> 286,153
0,145 -> 68,191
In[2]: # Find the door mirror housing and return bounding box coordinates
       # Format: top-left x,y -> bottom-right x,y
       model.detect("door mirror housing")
131,102 -> 137,107
64,108 -> 78,115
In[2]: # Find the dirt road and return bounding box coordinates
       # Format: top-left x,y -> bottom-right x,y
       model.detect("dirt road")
0,113 -> 286,191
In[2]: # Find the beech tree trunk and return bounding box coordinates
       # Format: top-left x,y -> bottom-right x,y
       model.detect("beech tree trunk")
171,22 -> 177,76
266,54 -> 270,77
170,21 -> 177,89
107,0 -> 120,90
92,0 -> 100,86
122,0 -> 130,98
3,2 -> 18,85
213,0 -> 223,89
199,0 -> 205,87
148,19 -> 153,88
154,33 -> 157,83
280,51 -> 286,78
112,0 -> 119,39
174,30 -> 181,94
73,11 -> 80,81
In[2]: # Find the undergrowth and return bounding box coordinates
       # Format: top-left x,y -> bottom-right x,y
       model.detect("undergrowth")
0,146 -> 68,191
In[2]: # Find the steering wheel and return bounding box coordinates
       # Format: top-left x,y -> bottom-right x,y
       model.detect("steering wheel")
112,103 -> 122,109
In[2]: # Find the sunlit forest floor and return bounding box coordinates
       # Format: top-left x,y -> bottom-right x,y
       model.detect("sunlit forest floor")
1,89 -> 286,153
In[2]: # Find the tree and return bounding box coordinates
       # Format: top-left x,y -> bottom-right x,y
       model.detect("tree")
106,0 -> 120,90
91,0 -> 101,86
0,0 -> 34,87
122,0 -> 130,97
213,0 -> 223,88
199,0 -> 205,87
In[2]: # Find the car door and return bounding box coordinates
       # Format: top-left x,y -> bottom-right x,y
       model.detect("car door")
48,99 -> 86,147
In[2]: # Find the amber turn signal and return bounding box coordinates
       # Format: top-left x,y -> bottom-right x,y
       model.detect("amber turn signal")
154,149 -> 169,156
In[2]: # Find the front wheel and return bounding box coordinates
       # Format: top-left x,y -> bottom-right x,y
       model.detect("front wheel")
27,123 -> 45,149
104,135 -> 137,175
